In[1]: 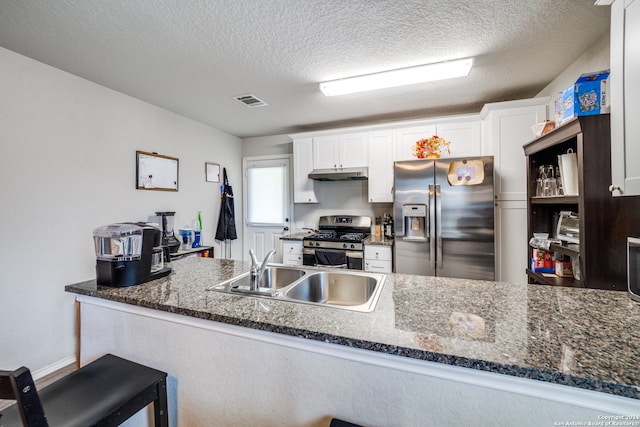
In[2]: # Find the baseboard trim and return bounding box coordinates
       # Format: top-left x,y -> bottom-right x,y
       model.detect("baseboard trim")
32,354 -> 76,380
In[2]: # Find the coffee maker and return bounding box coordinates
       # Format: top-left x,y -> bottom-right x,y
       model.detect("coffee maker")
155,211 -> 181,253
93,223 -> 172,287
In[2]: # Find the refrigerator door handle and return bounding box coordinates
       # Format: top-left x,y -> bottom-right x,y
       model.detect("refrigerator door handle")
428,184 -> 436,265
435,184 -> 442,268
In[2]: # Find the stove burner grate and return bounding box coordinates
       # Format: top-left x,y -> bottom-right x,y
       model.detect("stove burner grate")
340,233 -> 367,241
308,231 -> 338,240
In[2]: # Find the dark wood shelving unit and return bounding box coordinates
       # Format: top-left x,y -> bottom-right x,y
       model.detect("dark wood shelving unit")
531,196 -> 580,205
525,269 -> 582,288
549,242 -> 579,258
523,114 -> 640,291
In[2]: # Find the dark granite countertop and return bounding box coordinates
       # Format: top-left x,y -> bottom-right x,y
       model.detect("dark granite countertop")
365,236 -> 394,246
280,232 -> 311,241
65,257 -> 640,399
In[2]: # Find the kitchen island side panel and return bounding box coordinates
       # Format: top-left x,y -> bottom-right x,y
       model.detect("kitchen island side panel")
78,298 -> 631,427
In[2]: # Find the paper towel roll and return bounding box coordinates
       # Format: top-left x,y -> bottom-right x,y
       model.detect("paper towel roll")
558,150 -> 579,196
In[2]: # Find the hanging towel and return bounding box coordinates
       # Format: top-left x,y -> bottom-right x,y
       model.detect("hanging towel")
215,168 -> 237,242
315,249 -> 347,267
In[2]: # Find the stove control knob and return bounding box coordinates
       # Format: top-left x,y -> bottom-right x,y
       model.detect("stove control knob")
316,242 -> 321,247
343,243 -> 348,249
350,244 -> 355,249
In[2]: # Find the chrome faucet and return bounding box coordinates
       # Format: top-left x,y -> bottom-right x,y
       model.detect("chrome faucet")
248,249 -> 276,291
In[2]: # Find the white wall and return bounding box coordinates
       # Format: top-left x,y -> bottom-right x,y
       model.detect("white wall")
536,33 -> 610,115
293,181 -> 391,231
0,47 -> 243,372
241,134 -> 291,157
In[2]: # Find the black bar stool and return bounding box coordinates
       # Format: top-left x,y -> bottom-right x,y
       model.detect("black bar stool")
330,418 -> 363,427
0,353 -> 168,427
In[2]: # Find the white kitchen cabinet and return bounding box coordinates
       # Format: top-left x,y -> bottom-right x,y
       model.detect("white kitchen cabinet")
393,124 -> 437,161
495,200 -> 528,284
312,134 -> 339,169
480,98 -> 547,284
368,130 -> 394,203
392,120 -> 480,161
370,119 -> 480,203
480,98 -> 548,201
436,120 -> 481,157
292,138 -> 318,203
610,0 -> 640,196
364,245 -> 392,273
282,240 -> 303,266
312,132 -> 368,169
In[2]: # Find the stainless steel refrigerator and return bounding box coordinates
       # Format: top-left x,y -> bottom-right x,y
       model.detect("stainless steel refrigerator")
393,156 -> 495,280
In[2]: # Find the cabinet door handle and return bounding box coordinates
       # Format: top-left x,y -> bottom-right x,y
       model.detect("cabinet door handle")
609,185 -> 622,194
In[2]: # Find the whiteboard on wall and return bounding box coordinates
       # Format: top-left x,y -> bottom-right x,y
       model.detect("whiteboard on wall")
136,151 -> 179,191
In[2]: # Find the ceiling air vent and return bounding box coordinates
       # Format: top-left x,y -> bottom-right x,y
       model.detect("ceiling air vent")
233,94 -> 268,108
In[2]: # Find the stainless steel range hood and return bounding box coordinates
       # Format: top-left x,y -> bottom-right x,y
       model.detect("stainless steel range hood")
308,167 -> 368,181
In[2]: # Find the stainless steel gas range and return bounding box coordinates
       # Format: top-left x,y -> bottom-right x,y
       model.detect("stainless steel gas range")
303,215 -> 371,270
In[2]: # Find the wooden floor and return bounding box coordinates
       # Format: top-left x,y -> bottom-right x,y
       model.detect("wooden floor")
0,362 -> 76,411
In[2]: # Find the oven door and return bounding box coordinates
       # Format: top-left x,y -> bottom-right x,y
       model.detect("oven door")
303,248 -> 316,266
346,250 -> 363,270
313,248 -> 347,268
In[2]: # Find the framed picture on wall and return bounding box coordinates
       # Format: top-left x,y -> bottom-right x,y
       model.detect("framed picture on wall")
205,162 -> 220,183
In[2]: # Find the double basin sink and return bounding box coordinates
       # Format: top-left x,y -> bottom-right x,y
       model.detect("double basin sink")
206,266 -> 385,313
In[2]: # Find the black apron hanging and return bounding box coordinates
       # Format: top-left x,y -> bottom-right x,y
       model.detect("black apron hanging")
215,168 -> 237,258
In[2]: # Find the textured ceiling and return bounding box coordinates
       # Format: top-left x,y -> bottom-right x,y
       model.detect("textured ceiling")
0,0 -> 609,138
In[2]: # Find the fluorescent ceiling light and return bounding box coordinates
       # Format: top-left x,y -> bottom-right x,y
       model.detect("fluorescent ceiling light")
319,58 -> 473,97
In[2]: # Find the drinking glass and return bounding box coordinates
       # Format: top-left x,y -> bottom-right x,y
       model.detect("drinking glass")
555,166 -> 564,196
543,178 -> 557,197
536,178 -> 544,197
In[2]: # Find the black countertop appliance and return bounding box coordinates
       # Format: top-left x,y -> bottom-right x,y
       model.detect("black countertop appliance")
93,223 -> 172,287
156,211 -> 181,253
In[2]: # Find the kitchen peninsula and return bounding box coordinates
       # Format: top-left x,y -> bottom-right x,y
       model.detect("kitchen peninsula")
66,257 -> 640,426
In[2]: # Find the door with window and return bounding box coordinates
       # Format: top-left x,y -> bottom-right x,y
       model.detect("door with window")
243,155 -> 292,263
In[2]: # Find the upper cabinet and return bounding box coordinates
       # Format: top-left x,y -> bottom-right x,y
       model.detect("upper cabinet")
610,0 -> 640,196
368,130 -> 394,203
291,104 -> 538,207
436,120 -> 481,158
480,98 -> 548,201
393,120 -> 480,161
369,118 -> 480,202
393,124 -> 437,161
313,132 -> 368,169
292,138 -> 318,203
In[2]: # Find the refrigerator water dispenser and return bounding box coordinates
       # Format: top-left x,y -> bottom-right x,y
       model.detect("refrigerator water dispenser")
403,204 -> 427,241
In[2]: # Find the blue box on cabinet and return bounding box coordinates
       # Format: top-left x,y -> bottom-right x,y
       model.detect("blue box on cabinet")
555,70 -> 610,127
